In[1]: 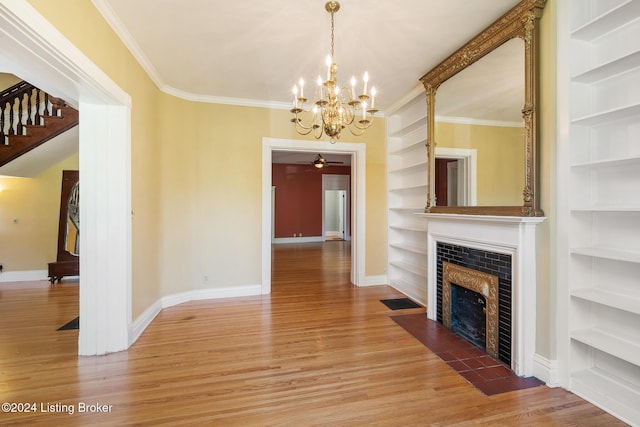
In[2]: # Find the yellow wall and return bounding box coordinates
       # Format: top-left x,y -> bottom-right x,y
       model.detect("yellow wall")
435,121 -> 525,205
0,72 -> 21,90
0,154 -> 78,271
26,0 -> 387,319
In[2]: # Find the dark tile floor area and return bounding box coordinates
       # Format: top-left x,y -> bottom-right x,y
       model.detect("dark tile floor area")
391,313 -> 544,396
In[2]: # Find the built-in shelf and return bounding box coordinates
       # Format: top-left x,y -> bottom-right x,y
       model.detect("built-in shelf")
387,90 -> 428,306
572,50 -> 640,84
571,369 -> 640,423
389,225 -> 427,233
388,115 -> 427,138
571,0 -> 640,41
572,328 -> 640,367
389,183 -> 428,192
565,1 -> 640,423
572,288 -> 640,315
388,159 -> 428,174
571,104 -> 640,127
388,137 -> 427,156
571,155 -> 640,169
389,260 -> 427,278
389,242 -> 427,255
571,246 -> 640,264
571,206 -> 640,212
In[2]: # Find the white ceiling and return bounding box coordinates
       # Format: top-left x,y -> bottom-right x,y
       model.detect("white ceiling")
94,0 -> 522,113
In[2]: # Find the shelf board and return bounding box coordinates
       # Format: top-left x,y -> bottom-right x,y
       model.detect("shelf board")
572,50 -> 640,84
571,368 -> 640,424
389,259 -> 427,278
389,137 -> 428,156
389,183 -> 428,192
388,159 -> 428,174
571,103 -> 640,127
388,115 -> 427,138
571,0 -> 640,41
571,246 -> 640,264
572,288 -> 640,315
571,328 -> 640,367
389,225 -> 427,233
389,242 -> 427,255
571,206 -> 640,212
571,155 -> 640,169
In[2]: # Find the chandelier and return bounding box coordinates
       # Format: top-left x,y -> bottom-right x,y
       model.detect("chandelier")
290,1 -> 377,142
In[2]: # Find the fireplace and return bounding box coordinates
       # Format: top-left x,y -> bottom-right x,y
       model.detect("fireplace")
443,262 -> 499,359
420,213 -> 545,377
438,243 -> 510,364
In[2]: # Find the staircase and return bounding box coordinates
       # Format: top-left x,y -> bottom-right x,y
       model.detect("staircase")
0,80 -> 78,168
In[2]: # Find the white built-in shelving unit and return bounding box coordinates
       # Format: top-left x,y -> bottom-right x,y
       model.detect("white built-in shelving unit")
386,87 -> 428,304
563,0 -> 640,423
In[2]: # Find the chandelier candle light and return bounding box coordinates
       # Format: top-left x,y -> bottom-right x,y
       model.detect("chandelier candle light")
290,1 -> 377,142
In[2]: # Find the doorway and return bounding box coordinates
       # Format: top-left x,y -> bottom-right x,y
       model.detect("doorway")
262,138 -> 366,294
324,190 -> 347,240
434,147 -> 477,207
1,4 -> 132,355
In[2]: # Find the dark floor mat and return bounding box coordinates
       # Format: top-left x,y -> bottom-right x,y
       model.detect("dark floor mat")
380,298 -> 422,310
57,316 -> 79,330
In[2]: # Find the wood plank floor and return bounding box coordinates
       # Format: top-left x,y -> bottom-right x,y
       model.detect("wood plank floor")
0,242 -> 627,426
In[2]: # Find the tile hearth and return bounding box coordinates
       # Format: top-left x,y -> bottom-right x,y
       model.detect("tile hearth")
391,313 -> 543,396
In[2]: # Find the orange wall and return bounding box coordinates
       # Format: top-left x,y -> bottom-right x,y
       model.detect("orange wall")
272,164 -> 350,238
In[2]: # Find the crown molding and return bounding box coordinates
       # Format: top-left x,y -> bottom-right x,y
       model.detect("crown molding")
91,0 -> 165,89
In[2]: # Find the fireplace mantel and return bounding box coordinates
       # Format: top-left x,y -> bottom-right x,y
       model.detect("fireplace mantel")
416,213 -> 546,377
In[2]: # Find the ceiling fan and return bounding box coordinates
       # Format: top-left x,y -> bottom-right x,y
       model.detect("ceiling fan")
298,154 -> 344,169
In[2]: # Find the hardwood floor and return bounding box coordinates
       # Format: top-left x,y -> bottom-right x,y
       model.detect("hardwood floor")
0,242 -> 627,426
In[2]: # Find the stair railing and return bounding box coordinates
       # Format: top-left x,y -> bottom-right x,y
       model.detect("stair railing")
0,81 -> 60,146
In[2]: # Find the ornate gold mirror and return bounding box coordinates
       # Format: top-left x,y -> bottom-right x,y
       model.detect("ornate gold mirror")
420,0 -> 545,216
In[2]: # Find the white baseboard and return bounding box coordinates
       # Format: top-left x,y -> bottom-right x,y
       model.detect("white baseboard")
128,299 -> 162,346
388,283 -> 427,308
533,353 -> 560,387
273,236 -> 324,244
128,284 -> 262,347
360,274 -> 388,287
0,269 -> 49,283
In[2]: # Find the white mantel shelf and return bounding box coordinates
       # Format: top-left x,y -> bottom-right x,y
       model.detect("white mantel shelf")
416,212 -> 546,225
417,212 -> 546,377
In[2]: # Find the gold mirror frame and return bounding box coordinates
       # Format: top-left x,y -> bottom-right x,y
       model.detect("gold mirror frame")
420,0 -> 545,216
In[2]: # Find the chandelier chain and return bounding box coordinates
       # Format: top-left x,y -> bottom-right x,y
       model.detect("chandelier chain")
330,9 -> 335,59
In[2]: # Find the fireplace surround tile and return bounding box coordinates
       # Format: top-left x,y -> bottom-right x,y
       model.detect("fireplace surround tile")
391,313 -> 543,396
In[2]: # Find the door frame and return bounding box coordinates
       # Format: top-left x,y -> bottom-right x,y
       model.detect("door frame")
262,137 -> 366,293
0,1 -> 132,355
435,147 -> 477,206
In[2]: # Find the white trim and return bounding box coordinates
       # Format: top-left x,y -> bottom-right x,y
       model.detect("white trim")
0,269 -> 48,282
262,138 -> 366,294
160,285 -> 262,308
273,236 -> 324,244
128,299 -> 162,346
388,282 -> 426,308
128,285 -> 262,346
362,274 -> 388,287
534,354 -> 560,387
0,0 -> 132,355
